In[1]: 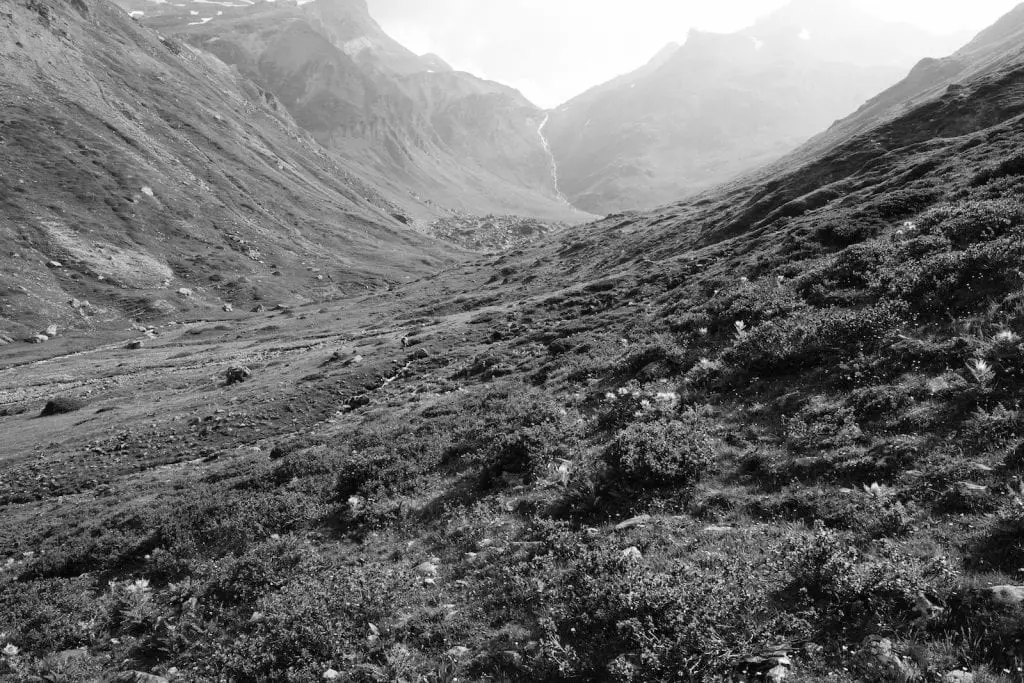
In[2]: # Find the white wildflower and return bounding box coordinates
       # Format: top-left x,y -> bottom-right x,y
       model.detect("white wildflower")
2,643 -> 18,657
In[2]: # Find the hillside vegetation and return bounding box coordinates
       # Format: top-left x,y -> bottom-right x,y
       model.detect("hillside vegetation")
3,2 -> 1024,683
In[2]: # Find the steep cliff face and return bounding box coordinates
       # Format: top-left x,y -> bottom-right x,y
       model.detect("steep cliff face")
543,0 -> 968,215
117,0 -> 584,221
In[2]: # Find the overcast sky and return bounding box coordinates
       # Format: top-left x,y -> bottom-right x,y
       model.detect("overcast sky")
367,0 -> 1022,107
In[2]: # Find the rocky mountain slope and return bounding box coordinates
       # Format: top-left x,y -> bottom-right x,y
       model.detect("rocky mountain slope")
114,0 -> 584,222
4,2 -> 1024,682
543,0 -> 969,215
0,0 -> 465,340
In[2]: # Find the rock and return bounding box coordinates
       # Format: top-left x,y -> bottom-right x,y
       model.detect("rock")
224,366 -> 252,385
622,546 -> 643,561
854,635 -> 920,681
736,641 -> 794,682
252,304 -> 267,313
44,324 -> 58,337
104,672 -> 169,683
985,585 -> 1024,607
943,671 -> 974,683
446,646 -> 471,659
177,287 -> 193,297
27,334 -> 48,343
0,335 -> 13,345
54,648 -> 88,665
409,347 -> 430,360
222,303 -> 233,312
126,340 -> 144,350
614,514 -> 652,531
47,260 -> 63,268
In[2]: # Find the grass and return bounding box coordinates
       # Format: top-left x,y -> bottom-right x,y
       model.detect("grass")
3,11 -> 1024,681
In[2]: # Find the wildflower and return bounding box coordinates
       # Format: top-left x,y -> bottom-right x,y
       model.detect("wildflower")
863,482 -> 891,498
2,643 -> 19,657
966,358 -> 995,385
994,330 -> 1020,343
604,392 -> 617,401
347,495 -> 364,514
734,320 -> 747,337
655,391 -> 678,403
126,578 -> 151,594
903,221 -> 918,231
697,327 -> 708,336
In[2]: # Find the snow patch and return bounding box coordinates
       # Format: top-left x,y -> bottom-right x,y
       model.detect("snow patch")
799,27 -> 811,41
130,10 -> 145,16
189,9 -> 198,14
187,16 -> 213,24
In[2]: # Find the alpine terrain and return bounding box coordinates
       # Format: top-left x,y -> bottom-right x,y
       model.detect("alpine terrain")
542,0 -> 971,215
3,0 -> 1024,681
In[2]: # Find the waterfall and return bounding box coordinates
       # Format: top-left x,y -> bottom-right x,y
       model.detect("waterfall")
537,114 -> 572,207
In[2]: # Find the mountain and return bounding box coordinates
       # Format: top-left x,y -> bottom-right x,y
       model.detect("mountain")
5,2 -> 1024,682
543,0 -> 969,215
0,0 -> 467,339
115,0 -> 585,222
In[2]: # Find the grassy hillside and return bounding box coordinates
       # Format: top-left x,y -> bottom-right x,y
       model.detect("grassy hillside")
0,0 -> 464,339
3,5 -> 1024,683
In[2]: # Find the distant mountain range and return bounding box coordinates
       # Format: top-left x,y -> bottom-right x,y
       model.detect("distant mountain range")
114,0 -> 582,222
542,0 -> 971,214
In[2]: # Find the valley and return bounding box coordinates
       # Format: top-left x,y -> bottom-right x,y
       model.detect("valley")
2,0 -> 1024,681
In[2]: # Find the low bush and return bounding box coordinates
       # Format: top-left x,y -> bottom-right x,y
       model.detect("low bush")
605,412 -> 716,489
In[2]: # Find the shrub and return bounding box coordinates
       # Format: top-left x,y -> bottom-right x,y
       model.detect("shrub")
916,198 -> 1024,247
40,396 -> 87,416
605,412 -> 716,488
784,527 -> 955,632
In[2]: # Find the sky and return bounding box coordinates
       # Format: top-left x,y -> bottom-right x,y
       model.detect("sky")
367,0 -> 1023,107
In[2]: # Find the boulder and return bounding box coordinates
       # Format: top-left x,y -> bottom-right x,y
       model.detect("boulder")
943,671 -> 974,683
27,334 -> 49,343
103,672 -> 169,683
614,514 -> 652,531
222,303 -> 233,312
177,288 -> 193,297
44,325 -> 58,337
47,260 -> 63,268
224,366 -> 252,385
126,340 -> 144,350
985,585 -> 1024,607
